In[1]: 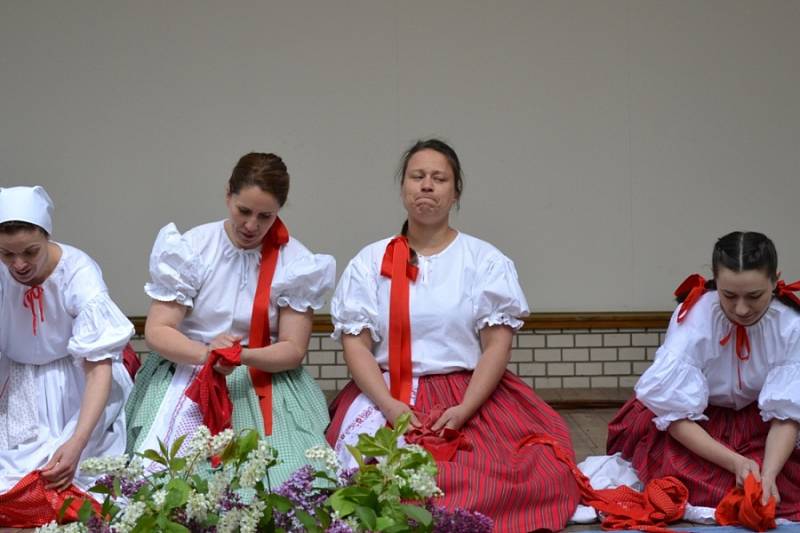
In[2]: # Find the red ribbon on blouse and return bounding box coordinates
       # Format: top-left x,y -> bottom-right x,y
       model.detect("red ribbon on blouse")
720,323 -> 751,390
380,236 -> 418,406
247,217 -> 289,436
23,285 -> 45,335
518,433 -> 688,533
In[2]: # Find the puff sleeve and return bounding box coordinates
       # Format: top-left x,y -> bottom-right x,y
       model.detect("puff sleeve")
143,223 -> 204,307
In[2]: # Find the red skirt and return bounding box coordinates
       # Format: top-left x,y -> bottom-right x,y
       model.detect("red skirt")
607,398 -> 800,520
327,370 -> 580,532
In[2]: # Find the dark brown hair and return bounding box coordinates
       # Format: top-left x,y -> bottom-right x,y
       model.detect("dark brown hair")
228,153 -> 289,207
0,220 -> 49,237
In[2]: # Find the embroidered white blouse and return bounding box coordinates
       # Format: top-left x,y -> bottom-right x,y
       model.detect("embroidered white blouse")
0,243 -> 134,366
635,291 -> 800,430
144,220 -> 335,343
331,232 -> 529,375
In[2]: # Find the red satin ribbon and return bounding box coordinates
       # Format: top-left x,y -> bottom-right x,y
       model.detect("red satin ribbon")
775,279 -> 800,308
380,236 -> 418,406
720,322 -> 751,390
248,217 -> 289,436
675,274 -> 708,323
185,342 -> 242,435
518,434 -> 688,533
715,473 -> 776,531
405,407 -> 471,461
22,285 -> 45,335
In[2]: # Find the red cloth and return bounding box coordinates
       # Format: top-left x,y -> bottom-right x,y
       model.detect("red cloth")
122,342 -> 141,381
405,407 -> 471,461
0,471 -> 99,527
247,216 -> 289,436
185,342 -> 242,435
519,433 -> 688,533
327,371 -> 581,533
380,236 -> 418,405
715,473 -> 776,531
607,399 -> 800,520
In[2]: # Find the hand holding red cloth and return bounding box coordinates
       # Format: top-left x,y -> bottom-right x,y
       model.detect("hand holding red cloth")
185,341 -> 242,435
715,473 -> 777,532
405,407 -> 471,461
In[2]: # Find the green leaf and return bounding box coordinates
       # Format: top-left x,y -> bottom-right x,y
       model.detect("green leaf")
142,449 -> 168,466
169,434 -> 187,460
163,520 -> 190,533
327,490 -> 356,517
56,497 -> 74,523
354,505 -> 377,530
345,444 -> 366,469
295,509 -> 321,532
237,429 -> 259,461
164,478 -> 191,509
77,499 -> 94,523
400,504 -> 433,526
89,484 -> 110,495
266,493 -> 294,513
113,476 -> 122,498
170,456 -> 187,472
158,437 -> 170,459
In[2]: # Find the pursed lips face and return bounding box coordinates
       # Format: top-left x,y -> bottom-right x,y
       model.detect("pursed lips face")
402,149 -> 458,223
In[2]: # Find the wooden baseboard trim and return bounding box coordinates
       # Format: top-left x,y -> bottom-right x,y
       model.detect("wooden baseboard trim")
130,311 -> 670,336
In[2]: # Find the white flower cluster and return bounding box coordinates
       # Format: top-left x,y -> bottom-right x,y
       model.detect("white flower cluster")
239,441 -> 276,489
80,454 -> 130,476
152,489 -> 167,510
35,522 -> 86,533
115,501 -> 147,533
216,508 -> 242,533
407,470 -> 443,498
210,428 -> 235,456
305,445 -> 340,473
207,470 -> 229,505
183,425 -> 212,462
186,490 -> 212,522
239,498 -> 266,533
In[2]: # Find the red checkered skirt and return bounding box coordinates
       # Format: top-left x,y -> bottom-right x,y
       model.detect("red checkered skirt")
607,398 -> 800,520
327,370 -> 580,532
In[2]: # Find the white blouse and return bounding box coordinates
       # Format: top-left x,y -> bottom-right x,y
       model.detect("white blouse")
144,220 -> 335,343
0,243 -> 134,366
635,291 -> 800,430
331,232 -> 529,375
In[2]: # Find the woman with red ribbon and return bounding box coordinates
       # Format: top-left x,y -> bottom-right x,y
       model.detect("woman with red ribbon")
125,153 -> 335,486
325,139 -> 580,532
608,231 -> 800,519
0,186 -> 134,527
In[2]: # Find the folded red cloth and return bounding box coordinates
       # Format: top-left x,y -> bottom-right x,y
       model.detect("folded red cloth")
185,342 -> 242,435
715,473 -> 776,532
404,407 -> 471,461
0,471 -> 99,527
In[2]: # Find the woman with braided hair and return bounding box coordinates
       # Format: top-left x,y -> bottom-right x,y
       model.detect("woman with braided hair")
608,231 -> 800,518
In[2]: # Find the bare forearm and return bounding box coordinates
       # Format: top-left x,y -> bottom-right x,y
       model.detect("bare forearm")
460,346 -> 508,417
668,419 -> 741,472
72,359 -> 112,446
145,324 -> 207,365
763,419 -> 800,478
242,341 -> 305,373
344,341 -> 394,412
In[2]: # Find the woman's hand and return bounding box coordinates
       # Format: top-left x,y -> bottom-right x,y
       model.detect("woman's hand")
733,455 -> 761,486
41,437 -> 86,491
208,333 -> 241,375
431,404 -> 470,432
760,471 -> 781,505
380,398 -> 420,427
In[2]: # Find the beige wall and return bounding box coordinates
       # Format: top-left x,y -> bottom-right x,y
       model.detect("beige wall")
2,1 -> 799,315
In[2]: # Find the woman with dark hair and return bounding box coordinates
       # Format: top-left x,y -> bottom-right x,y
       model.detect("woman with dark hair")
608,231 -> 800,518
326,139 -> 580,532
0,186 -> 133,527
125,153 -> 335,485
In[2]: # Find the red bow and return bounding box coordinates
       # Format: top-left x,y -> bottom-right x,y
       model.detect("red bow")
185,342 -> 242,435
715,473 -> 776,531
380,236 -> 418,406
775,279 -> 800,308
518,433 -> 688,533
405,407 -> 471,461
720,323 -> 751,390
675,274 -> 708,323
248,217 -> 289,436
23,285 -> 45,335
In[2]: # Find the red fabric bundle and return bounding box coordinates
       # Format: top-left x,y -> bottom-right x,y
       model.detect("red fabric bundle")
0,471 -> 99,527
404,407 -> 471,461
185,342 -> 242,435
122,342 -> 141,380
715,473 -> 776,532
519,433 -> 688,533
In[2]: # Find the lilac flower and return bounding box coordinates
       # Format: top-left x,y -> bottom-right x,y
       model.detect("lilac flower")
274,465 -> 328,530
428,503 -> 493,533
326,519 -> 355,533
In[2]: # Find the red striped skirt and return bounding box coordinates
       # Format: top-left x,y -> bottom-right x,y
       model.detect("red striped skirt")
327,370 -> 580,532
607,398 -> 800,520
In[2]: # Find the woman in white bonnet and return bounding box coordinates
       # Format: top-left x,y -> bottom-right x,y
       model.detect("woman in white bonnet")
0,186 -> 134,528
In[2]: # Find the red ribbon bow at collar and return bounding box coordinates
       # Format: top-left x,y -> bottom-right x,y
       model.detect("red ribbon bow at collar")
380,236 -> 419,406
518,433 -> 688,533
674,274 -> 709,324
404,407 -> 471,461
23,285 -> 45,335
185,342 -> 242,435
715,473 -> 776,532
